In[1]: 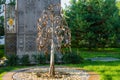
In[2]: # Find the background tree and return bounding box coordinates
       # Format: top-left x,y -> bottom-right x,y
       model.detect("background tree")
65,0 -> 120,49
0,0 -> 5,36
0,16 -> 4,36
0,0 -> 16,36
116,1 -> 120,46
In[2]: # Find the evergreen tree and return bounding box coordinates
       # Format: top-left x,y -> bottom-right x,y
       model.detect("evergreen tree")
65,0 -> 120,48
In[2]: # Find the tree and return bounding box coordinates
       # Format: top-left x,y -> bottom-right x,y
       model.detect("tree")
65,0 -> 120,48
0,16 -> 4,36
37,4 -> 71,77
0,0 -> 6,14
0,0 -> 16,14
0,0 -> 16,36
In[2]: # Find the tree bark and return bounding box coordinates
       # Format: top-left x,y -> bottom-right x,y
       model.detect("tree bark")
49,34 -> 55,77
49,13 -> 55,77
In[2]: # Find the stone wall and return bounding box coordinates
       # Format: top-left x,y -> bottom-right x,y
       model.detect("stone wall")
16,0 -> 60,57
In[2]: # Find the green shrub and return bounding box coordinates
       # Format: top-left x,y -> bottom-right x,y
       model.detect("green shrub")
0,49 -> 4,59
46,53 -> 58,63
0,45 -> 4,59
62,52 -> 84,64
32,54 -> 46,64
20,54 -> 30,65
32,53 -> 61,64
6,54 -> 19,66
0,45 -> 4,49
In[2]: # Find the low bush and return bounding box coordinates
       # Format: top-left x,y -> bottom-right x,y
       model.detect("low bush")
20,54 -> 30,65
6,54 -> 19,66
32,53 -> 60,64
0,45 -> 4,49
46,53 -> 58,63
32,54 -> 46,64
62,52 -> 84,64
0,50 -> 4,59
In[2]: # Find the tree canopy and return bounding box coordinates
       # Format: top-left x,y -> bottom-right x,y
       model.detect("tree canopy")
64,0 -> 120,48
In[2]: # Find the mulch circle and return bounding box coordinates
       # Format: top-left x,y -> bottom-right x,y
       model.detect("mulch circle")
2,66 -> 100,80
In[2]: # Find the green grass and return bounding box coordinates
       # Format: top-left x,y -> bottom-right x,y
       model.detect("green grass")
79,51 -> 120,58
0,66 -> 27,80
72,48 -> 120,58
0,61 -> 120,80
64,61 -> 120,80
0,48 -> 120,80
63,48 -> 120,80
0,49 -> 4,59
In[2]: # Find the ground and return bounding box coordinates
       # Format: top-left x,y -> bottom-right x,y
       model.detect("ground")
3,66 -> 100,80
0,48 -> 120,80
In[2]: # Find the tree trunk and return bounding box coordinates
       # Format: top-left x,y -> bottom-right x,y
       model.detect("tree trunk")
49,38 -> 55,77
49,14 -> 55,77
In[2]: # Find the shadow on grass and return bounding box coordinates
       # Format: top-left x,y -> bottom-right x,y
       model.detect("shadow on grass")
63,60 -> 120,67
73,48 -> 120,52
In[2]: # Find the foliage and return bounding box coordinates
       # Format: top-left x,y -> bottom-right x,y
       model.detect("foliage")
20,54 -> 30,65
32,54 -> 46,64
37,4 -> 71,76
0,0 -> 16,5
0,0 -> 6,4
64,0 -> 120,48
0,0 -> 16,36
0,16 -> 4,36
37,5 -> 71,55
0,49 -> 4,59
32,53 -> 60,64
6,54 -> 19,66
0,0 -> 6,11
116,1 -> 120,15
62,51 -> 84,64
0,0 -> 16,12
0,45 -> 4,49
0,45 -> 4,59
46,53 -> 59,64
8,0 -> 16,5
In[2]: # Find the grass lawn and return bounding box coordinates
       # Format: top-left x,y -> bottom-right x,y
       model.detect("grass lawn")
0,66 -> 27,80
64,61 -> 120,80
0,61 -> 120,80
73,48 -> 120,58
0,48 -> 120,80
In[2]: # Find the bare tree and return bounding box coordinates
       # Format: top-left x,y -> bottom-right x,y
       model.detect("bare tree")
37,4 -> 71,77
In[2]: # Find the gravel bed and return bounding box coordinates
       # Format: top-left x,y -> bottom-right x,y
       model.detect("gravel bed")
13,66 -> 90,80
